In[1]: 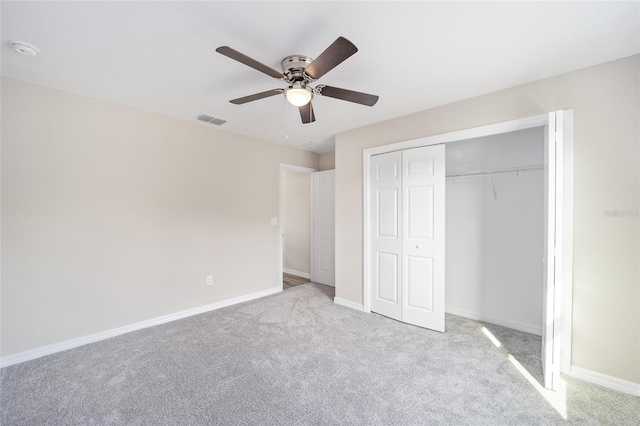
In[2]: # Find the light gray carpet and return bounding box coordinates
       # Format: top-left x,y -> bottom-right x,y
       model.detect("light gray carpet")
1,283 -> 638,425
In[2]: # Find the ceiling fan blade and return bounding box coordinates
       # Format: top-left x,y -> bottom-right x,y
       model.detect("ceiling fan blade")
216,46 -> 283,79
304,36 -> 358,80
230,89 -> 284,105
317,85 -> 379,106
299,102 -> 316,124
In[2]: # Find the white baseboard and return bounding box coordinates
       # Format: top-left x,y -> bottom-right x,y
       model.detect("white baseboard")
1,286 -> 282,368
445,306 -> 541,336
571,366 -> 640,397
334,297 -> 364,312
283,268 -> 311,279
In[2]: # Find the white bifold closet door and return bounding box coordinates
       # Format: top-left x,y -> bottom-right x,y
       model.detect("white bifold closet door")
542,111 -> 563,391
370,144 -> 445,332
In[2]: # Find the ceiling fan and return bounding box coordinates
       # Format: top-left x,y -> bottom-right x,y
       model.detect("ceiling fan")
216,36 -> 379,124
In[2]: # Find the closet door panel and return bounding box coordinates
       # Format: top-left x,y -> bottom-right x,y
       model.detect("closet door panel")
541,111 -> 563,391
377,252 -> 399,303
370,151 -> 403,321
407,186 -> 434,240
377,188 -> 399,238
406,256 -> 433,310
402,145 -> 445,332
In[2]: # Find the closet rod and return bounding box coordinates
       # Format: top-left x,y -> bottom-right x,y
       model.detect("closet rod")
446,163 -> 543,179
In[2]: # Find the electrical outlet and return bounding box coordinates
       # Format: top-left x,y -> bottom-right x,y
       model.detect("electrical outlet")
206,275 -> 213,286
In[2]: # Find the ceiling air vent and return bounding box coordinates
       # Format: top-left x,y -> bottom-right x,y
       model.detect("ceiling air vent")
196,114 -> 227,126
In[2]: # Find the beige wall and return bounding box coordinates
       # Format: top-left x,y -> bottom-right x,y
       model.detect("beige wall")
0,77 -> 318,356
282,169 -> 311,275
335,55 -> 640,383
318,151 -> 335,171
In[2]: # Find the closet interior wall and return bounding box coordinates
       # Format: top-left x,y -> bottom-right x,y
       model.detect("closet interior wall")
445,127 -> 545,335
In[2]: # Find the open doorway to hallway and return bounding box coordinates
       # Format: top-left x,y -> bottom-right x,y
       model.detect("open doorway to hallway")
283,273 -> 310,289
281,166 -> 314,290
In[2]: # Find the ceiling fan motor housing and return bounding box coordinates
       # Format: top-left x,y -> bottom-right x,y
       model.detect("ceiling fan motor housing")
281,55 -> 314,83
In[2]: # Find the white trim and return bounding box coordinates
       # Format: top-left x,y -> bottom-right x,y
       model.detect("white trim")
362,149 -> 371,313
560,110 -> 574,375
283,268 -> 311,279
445,306 -> 542,336
309,172 -> 315,283
280,164 -> 317,174
571,366 -> 640,397
0,286 -> 281,368
362,112 -> 574,370
333,297 -> 364,312
364,114 -> 549,157
279,164 -> 317,289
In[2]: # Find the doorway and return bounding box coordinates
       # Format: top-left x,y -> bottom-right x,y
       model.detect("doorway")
445,128 -> 544,336
445,127 -> 545,383
362,111 -> 574,391
279,165 -> 336,290
280,165 -> 315,290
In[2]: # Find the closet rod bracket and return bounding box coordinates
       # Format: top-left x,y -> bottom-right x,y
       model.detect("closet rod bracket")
489,172 -> 497,200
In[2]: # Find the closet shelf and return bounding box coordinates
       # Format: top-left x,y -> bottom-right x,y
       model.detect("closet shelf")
446,163 -> 544,179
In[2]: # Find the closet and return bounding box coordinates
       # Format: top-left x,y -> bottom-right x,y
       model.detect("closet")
365,111 -> 566,391
369,129 -> 544,334
445,128 -> 544,335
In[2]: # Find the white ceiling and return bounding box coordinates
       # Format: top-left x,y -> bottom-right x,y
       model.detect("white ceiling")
2,1 -> 638,153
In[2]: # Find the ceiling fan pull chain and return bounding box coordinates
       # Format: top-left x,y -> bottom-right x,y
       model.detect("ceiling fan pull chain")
284,98 -> 289,140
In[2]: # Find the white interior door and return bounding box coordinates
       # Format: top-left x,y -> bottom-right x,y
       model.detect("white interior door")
542,111 -> 563,391
369,145 -> 445,331
402,145 -> 445,331
370,151 -> 403,321
313,170 -> 335,286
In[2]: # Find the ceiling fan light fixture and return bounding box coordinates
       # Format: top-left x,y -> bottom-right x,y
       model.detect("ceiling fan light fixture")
285,85 -> 313,106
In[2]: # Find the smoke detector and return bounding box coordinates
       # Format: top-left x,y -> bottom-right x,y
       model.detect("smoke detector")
9,40 -> 40,56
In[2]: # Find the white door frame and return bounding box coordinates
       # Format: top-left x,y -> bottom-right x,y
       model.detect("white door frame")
362,112 -> 574,374
279,164 -> 317,288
